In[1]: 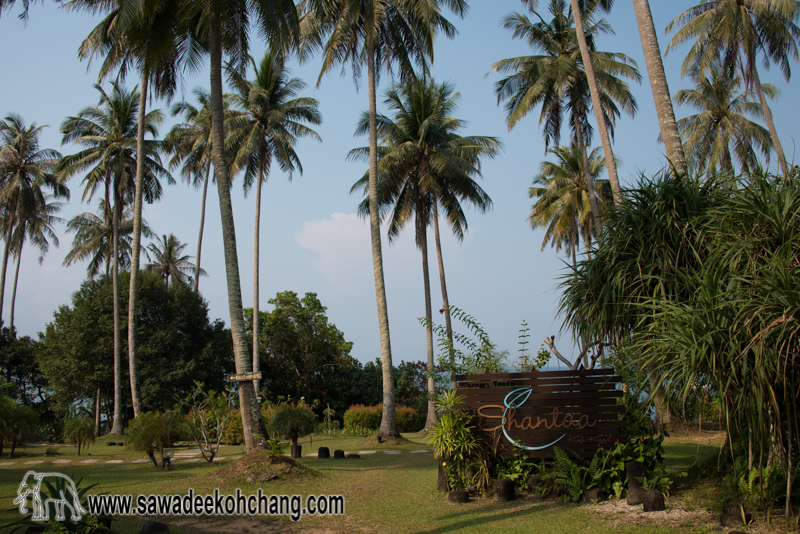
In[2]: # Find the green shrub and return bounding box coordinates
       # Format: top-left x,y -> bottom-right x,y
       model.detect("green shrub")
126,410 -> 186,469
343,404 -> 422,432
271,402 -> 317,457
221,409 -> 244,445
63,417 -> 95,456
343,404 -> 381,430
426,391 -> 478,491
395,406 -> 423,432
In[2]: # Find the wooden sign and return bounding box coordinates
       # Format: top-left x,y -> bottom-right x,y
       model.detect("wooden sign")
228,372 -> 262,382
454,368 -> 625,459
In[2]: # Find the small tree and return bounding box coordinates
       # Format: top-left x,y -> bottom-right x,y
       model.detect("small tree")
63,416 -> 95,456
126,410 -> 186,469
270,402 -> 317,459
182,382 -> 236,463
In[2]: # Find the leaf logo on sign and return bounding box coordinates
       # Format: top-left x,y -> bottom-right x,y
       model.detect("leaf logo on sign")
502,387 -> 566,451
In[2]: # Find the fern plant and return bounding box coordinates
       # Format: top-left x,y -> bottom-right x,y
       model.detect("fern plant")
542,447 -> 589,502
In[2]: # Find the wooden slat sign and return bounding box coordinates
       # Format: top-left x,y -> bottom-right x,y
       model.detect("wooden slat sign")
454,368 -> 625,459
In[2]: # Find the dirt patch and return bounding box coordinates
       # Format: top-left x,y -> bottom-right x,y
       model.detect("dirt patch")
204,452 -> 319,487
589,498 -> 793,533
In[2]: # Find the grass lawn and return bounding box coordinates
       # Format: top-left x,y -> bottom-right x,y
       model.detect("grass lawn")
0,430 -> 791,533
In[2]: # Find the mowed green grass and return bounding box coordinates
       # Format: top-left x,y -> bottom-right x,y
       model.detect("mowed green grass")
0,432 -> 727,533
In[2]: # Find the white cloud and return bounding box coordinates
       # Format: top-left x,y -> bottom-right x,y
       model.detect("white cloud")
295,213 -> 373,292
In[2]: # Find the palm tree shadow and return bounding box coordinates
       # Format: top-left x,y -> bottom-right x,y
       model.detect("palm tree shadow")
413,499 -> 568,534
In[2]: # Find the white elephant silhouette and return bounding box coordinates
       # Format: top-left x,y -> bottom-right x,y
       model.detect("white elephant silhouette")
13,471 -> 87,521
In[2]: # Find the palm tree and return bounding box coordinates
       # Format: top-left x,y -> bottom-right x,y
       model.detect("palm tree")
64,0 -> 188,419
0,0 -> 39,20
633,0 -> 688,175
58,82 -> 169,434
668,57 -> 774,176
0,114 -> 68,328
227,51 -> 322,396
528,142 -> 609,262
146,233 -> 203,286
63,200 -> 154,279
4,193 -> 63,331
166,89 -> 239,295
300,0 -> 468,437
170,0 -> 300,453
493,0 -> 638,229
350,79 -> 499,428
667,0 -> 800,176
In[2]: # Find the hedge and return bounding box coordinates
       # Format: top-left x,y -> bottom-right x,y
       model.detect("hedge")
343,404 -> 423,432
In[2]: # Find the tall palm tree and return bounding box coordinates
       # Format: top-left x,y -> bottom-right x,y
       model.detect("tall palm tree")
300,0 -> 467,437
529,142 -> 609,261
0,114 -> 68,328
350,79 -> 499,428
227,51 -> 321,396
171,0 -> 300,453
668,57 -> 775,176
5,193 -> 63,331
166,89 -> 239,295
667,0 -> 800,176
633,0 -> 688,175
58,82 -> 169,434
566,0 -> 624,201
146,233 -> 203,286
64,0 -> 189,419
63,200 -> 154,279
493,0 -> 638,229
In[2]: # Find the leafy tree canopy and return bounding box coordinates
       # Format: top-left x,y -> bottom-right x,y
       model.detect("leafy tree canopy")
38,270 -> 234,420
246,291 -> 353,410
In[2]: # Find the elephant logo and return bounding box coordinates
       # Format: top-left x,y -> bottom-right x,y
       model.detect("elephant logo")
13,471 -> 87,521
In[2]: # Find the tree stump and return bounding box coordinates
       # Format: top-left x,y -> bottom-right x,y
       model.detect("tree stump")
721,498 -> 750,527
642,490 -> 665,511
318,447 -> 330,459
291,443 -> 302,459
333,449 -> 345,459
626,461 -> 647,505
447,490 -> 470,503
493,479 -> 514,501
527,475 -> 542,494
437,457 -> 449,492
583,488 -> 607,503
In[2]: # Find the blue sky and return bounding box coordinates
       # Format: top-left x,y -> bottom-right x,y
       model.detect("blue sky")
1,0 -> 798,369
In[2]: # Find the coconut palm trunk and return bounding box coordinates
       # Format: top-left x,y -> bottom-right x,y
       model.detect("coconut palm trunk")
750,55 -> 789,176
194,160 -> 211,294
209,21 -> 267,452
569,0 -> 623,203
367,40 -> 400,437
94,387 -> 101,437
253,162 -> 264,396
574,114 -> 602,233
420,201 -> 436,429
9,240 -> 21,331
367,40 -> 398,438
127,72 -> 149,419
109,190 -> 123,435
0,220 -> 14,326
632,0 -> 687,176
432,208 -> 455,389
